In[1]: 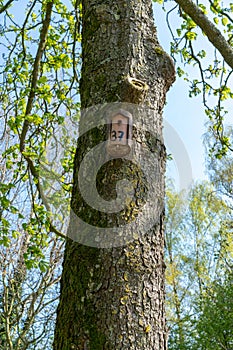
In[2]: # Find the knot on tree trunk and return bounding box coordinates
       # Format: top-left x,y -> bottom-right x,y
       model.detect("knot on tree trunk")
121,75 -> 149,104
158,52 -> 176,91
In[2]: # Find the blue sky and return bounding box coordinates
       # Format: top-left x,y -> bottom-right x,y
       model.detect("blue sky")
153,2 -> 233,190
153,3 -> 207,186
4,0 -> 231,191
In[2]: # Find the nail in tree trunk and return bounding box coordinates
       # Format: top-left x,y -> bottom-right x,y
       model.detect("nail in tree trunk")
53,0 -> 175,349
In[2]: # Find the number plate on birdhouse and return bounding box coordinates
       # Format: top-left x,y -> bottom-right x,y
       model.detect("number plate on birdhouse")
106,109 -> 133,157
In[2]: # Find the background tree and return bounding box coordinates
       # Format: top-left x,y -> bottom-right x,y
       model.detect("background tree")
0,0 -> 79,348
193,271 -> 233,350
0,223 -> 63,349
165,181 -> 233,350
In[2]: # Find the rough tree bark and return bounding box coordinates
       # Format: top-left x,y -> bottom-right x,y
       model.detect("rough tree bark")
53,0 -> 175,349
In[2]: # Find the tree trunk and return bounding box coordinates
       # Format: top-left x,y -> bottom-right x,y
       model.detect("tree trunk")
53,0 -> 175,349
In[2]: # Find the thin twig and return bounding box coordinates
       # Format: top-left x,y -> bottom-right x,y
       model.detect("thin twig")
174,0 -> 233,69
0,0 -> 14,14
20,1 -> 53,153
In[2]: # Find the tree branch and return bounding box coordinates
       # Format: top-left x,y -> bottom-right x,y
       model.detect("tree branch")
208,0 -> 233,25
174,0 -> 233,69
0,0 -> 14,14
20,1 -> 53,153
26,156 -> 67,240
16,1 -> 69,241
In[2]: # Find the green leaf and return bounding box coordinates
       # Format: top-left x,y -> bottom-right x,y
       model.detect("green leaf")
177,67 -> 185,77
199,4 -> 208,14
1,196 -> 10,208
197,50 -> 206,58
0,236 -> 10,247
39,260 -> 50,272
38,76 -> 48,84
222,17 -> 228,26
186,31 -> 197,40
